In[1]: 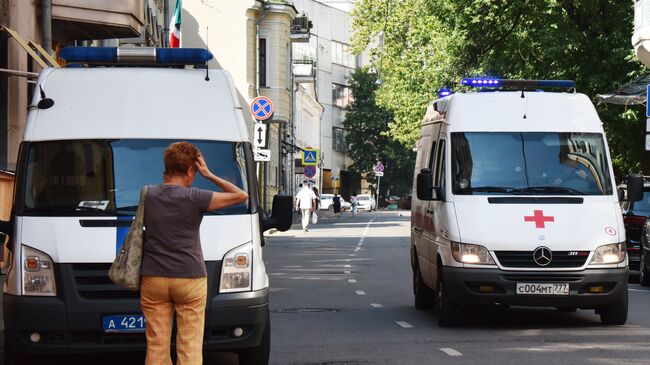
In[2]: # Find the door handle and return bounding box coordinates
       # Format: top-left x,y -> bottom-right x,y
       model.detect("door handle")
413,227 -> 423,233
426,209 -> 434,214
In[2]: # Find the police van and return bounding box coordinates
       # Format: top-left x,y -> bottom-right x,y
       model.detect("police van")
411,78 -> 643,326
0,47 -> 292,364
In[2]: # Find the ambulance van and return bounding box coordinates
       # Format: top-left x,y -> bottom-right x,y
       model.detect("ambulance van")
411,78 -> 644,327
0,47 -> 292,364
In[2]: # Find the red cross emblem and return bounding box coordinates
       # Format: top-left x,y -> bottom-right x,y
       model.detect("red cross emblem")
524,210 -> 555,228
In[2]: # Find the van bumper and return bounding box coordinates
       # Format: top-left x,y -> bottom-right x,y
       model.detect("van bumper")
3,288 -> 269,355
442,267 -> 628,309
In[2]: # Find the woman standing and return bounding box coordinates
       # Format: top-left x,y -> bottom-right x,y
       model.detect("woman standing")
350,191 -> 358,216
140,142 -> 248,365
333,194 -> 341,218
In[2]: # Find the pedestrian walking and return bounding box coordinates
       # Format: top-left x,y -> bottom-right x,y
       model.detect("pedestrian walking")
333,194 -> 342,218
295,183 -> 317,231
140,142 -> 248,365
351,191 -> 358,216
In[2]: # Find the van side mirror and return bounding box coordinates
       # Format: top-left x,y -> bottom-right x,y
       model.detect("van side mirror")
263,195 -> 293,232
0,220 -> 11,237
417,168 -> 442,201
617,188 -> 625,202
626,174 -> 644,202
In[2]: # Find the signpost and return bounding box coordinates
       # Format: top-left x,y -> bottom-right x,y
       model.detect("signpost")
254,123 -> 267,148
304,165 -> 317,179
253,149 -> 271,162
302,149 -> 319,166
250,96 -> 274,121
374,162 -> 385,209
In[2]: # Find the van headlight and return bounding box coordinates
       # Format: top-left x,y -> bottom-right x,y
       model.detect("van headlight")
22,245 -> 56,296
451,242 -> 495,265
219,242 -> 253,293
590,243 -> 626,265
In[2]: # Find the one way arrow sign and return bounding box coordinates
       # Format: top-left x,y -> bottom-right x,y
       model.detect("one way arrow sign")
254,123 -> 267,148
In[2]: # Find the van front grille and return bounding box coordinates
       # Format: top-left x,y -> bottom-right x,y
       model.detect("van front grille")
71,263 -> 139,300
495,251 -> 589,268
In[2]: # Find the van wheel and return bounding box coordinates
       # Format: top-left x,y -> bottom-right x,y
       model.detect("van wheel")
413,265 -> 434,310
640,249 -> 650,287
599,288 -> 628,325
436,274 -> 462,327
238,314 -> 270,365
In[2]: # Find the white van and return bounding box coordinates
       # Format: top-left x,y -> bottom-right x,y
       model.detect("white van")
0,47 -> 292,364
410,78 -> 644,327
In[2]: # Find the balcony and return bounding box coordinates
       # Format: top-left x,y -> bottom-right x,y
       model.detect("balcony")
633,0 -> 650,67
290,15 -> 312,43
293,59 -> 316,84
52,0 -> 144,41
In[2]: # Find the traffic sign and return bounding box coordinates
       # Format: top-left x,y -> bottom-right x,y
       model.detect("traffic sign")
647,85 -> 650,118
253,149 -> 271,162
375,172 -> 384,177
375,162 -> 384,173
302,149 -> 319,166
251,96 -> 274,121
304,165 -> 317,178
254,123 -> 267,148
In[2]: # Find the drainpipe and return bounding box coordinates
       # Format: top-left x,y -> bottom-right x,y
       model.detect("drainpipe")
255,1 -> 270,212
41,0 -> 52,55
164,0 -> 170,47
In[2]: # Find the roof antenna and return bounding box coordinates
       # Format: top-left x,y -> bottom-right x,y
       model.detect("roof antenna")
37,85 -> 55,109
204,26 -> 210,82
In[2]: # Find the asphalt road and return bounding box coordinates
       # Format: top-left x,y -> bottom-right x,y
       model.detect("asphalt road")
2,210 -> 650,364
266,210 -> 650,365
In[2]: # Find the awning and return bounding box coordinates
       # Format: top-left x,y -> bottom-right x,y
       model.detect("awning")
596,72 -> 650,106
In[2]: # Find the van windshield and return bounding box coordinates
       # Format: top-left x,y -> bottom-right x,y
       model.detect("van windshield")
20,139 -> 250,216
451,132 -> 613,196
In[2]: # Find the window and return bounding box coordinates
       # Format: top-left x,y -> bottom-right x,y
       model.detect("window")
20,139 -> 250,216
293,42 -> 316,61
259,38 -> 267,87
333,127 -> 346,152
332,83 -> 353,108
330,41 -> 355,68
435,140 -> 445,188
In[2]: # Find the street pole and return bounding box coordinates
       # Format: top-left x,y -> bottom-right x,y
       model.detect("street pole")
376,175 -> 380,209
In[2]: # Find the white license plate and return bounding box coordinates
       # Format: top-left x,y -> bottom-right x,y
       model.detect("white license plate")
516,283 -> 569,295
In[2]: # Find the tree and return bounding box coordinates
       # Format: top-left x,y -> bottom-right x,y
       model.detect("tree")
352,0 -> 647,174
343,68 -> 416,197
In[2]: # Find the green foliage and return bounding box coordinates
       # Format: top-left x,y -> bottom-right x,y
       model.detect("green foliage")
352,0 -> 647,174
343,68 -> 416,196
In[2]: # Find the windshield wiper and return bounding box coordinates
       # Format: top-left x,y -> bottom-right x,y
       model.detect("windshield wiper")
470,186 -> 521,194
514,186 -> 585,195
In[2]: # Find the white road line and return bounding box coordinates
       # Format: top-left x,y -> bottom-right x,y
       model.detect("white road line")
370,303 -> 383,308
350,254 -> 356,257
439,348 -> 463,357
348,279 -> 357,283
396,321 -> 413,328
344,264 -> 351,268
344,270 -> 351,274
629,288 -> 650,293
354,247 -> 361,252
356,290 -> 366,296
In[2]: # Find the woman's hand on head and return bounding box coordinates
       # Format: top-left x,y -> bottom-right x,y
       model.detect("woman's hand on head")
196,156 -> 212,178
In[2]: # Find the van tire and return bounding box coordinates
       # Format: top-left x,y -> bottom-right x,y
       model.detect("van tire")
599,289 -> 628,325
640,249 -> 650,287
238,313 -> 270,365
413,264 -> 434,310
436,274 -> 462,327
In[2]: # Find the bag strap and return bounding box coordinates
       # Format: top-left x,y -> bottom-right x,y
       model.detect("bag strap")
134,186 -> 149,227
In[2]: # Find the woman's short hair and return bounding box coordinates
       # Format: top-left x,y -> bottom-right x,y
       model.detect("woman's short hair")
164,142 -> 201,178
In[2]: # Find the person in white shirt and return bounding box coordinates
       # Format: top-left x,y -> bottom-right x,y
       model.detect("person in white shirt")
295,184 -> 317,231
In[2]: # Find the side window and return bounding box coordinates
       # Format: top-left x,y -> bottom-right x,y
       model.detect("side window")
435,140 -> 446,188
427,141 -> 437,170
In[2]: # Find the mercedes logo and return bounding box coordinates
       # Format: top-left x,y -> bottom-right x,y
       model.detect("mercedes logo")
533,246 -> 552,267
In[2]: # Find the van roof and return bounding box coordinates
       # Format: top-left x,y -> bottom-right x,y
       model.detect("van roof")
24,68 -> 249,142
429,91 -> 603,133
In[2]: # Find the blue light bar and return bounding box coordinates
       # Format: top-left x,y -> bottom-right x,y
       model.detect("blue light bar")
438,88 -> 453,98
59,47 -> 213,65
460,78 -> 575,89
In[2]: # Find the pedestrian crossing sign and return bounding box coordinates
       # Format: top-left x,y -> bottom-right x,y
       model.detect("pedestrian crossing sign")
302,149 -> 319,166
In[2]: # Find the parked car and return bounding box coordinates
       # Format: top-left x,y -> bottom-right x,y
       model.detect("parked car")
356,194 -> 376,211
620,178 -> 650,284
319,194 -> 351,211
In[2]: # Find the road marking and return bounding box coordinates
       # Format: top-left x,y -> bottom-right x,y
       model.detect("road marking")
348,279 -> 357,283
344,265 -> 351,268
370,303 -> 383,308
344,270 -> 351,274
356,290 -> 366,295
350,254 -> 356,257
396,321 -> 413,328
354,247 -> 361,252
629,288 -> 650,293
439,348 -> 462,357
283,265 -> 302,268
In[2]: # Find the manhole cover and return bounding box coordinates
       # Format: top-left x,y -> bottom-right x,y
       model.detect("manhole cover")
276,308 -> 340,313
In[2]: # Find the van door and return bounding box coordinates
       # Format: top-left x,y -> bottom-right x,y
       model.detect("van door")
428,124 -> 447,286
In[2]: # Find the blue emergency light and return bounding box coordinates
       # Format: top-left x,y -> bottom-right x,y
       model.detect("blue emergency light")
59,47 -> 213,65
438,88 -> 453,98
461,78 -> 575,89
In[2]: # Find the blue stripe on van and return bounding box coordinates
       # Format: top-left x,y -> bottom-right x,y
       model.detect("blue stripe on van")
116,216 -> 134,254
